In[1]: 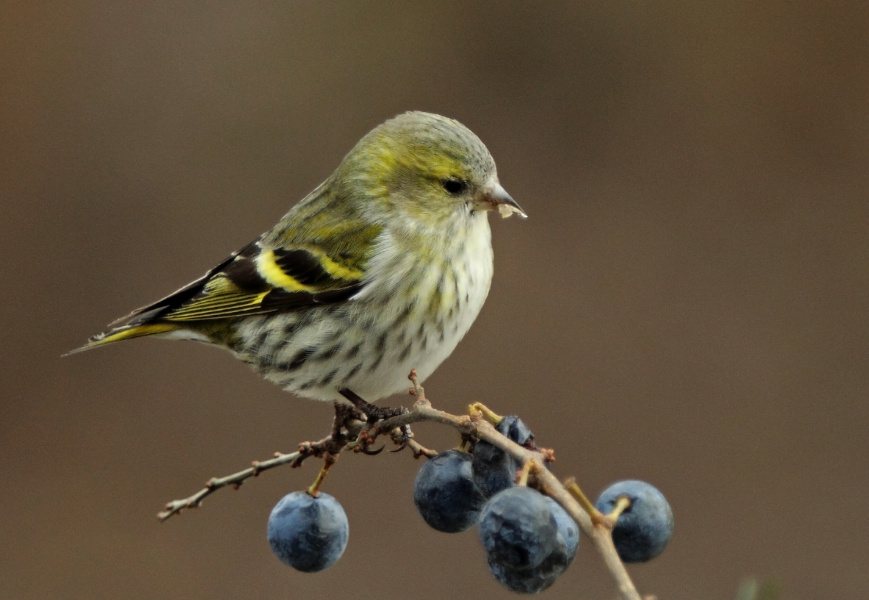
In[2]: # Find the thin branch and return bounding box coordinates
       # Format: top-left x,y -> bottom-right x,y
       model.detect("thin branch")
534,465 -> 642,600
158,406 -> 363,521
158,449 -> 304,521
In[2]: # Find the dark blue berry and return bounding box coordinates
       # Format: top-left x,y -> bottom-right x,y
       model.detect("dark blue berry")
267,491 -> 349,572
595,480 -> 673,563
471,441 -> 520,497
497,415 -> 534,446
486,554 -> 564,594
478,486 -> 559,570
546,497 -> 580,564
413,449 -> 486,533
480,488 -> 580,593
472,415 -> 535,497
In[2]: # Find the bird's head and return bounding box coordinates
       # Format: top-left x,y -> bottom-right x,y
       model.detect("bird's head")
335,111 -> 526,228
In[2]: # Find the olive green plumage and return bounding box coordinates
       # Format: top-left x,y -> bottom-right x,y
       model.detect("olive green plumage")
75,111 -> 525,402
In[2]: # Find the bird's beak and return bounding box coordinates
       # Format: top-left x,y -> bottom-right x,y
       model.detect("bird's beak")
478,181 -> 527,219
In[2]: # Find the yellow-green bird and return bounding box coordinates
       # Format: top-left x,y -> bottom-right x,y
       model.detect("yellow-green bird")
74,111 -> 525,403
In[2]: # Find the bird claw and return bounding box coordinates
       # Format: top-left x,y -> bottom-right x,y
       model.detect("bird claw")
360,444 -> 385,455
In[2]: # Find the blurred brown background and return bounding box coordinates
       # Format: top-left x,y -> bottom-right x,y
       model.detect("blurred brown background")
2,2 -> 868,599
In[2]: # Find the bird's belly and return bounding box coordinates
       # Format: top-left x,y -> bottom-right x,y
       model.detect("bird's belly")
232,241 -> 493,403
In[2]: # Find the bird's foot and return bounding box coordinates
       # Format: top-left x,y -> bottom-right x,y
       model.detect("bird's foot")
338,388 -> 412,454
338,388 -> 409,422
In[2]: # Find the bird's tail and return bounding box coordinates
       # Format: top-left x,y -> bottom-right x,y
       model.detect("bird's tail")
65,322 -> 182,355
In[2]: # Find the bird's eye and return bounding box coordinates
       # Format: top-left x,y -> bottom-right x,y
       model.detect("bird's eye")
442,179 -> 467,195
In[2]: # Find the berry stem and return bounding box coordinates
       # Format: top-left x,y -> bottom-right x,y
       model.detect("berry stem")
515,458 -> 534,486
468,402 -> 503,425
307,453 -> 338,498
565,477 -> 607,524
607,496 -> 632,521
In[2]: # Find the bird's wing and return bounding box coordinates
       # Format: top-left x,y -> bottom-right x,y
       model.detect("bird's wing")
77,217 -> 383,350
150,241 -> 366,322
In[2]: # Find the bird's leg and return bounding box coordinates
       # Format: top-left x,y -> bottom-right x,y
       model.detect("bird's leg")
295,402 -> 360,460
338,388 -> 408,421
331,401 -> 365,440
338,388 -> 413,452
298,402 -> 364,495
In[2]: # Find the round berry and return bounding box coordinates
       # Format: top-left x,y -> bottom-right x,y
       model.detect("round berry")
478,486 -> 559,570
267,491 -> 349,572
496,415 -> 534,446
487,554 -> 564,594
413,449 -> 486,533
481,491 -> 579,593
472,415 -> 535,497
546,497 -> 580,564
595,480 -> 673,563
471,440 -> 520,497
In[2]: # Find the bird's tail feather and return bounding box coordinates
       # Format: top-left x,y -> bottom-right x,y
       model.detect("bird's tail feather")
65,323 -> 181,355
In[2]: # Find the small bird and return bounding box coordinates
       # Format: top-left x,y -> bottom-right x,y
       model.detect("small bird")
74,111 -> 525,404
